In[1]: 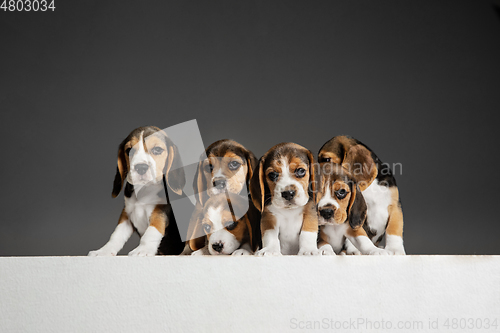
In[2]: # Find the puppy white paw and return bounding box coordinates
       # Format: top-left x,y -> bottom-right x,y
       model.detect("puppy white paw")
232,249 -> 251,256
255,247 -> 282,256
128,245 -> 157,257
369,248 -> 391,255
88,249 -> 117,257
385,246 -> 406,255
298,248 -> 323,256
319,245 -> 335,256
346,247 -> 362,255
191,249 -> 206,256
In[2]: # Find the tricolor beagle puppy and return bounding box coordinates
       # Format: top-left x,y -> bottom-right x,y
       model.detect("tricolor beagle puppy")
182,139 -> 260,254
316,163 -> 388,255
88,126 -> 186,257
191,194 -> 254,255
250,143 -> 321,256
318,135 -> 405,255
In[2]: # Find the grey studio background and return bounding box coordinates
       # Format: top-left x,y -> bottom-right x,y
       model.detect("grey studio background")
1,0 -> 499,256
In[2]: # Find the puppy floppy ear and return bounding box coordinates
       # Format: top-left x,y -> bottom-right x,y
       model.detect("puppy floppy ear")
189,224 -> 207,251
342,145 -> 377,191
314,165 -> 328,205
249,157 -> 266,212
347,182 -> 367,229
306,150 -> 317,201
243,149 -> 258,188
163,137 -> 186,196
185,199 -> 206,251
112,139 -> 128,198
318,136 -> 348,164
193,155 -> 210,205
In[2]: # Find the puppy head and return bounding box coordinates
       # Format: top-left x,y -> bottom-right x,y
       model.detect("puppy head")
200,194 -> 251,255
318,136 -> 377,191
250,142 -> 316,211
112,126 -> 185,197
316,164 -> 367,229
193,140 -> 257,205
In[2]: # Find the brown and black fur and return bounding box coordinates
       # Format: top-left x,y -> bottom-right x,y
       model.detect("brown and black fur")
112,126 -> 189,255
185,139 -> 261,253
318,135 -> 404,250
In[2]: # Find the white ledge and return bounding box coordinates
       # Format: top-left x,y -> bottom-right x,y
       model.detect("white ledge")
1,256 -> 499,332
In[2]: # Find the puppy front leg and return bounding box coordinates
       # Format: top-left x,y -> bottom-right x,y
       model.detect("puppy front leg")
298,232 -> 322,255
181,205 -> 207,255
384,193 -> 406,255
129,207 -> 165,257
255,211 -> 281,256
191,245 -> 210,256
88,208 -> 133,256
317,229 -> 335,256
232,242 -> 253,256
298,201 -> 322,256
255,228 -> 281,256
344,238 -> 361,255
346,226 -> 390,255
186,204 -> 207,253
180,242 -> 194,256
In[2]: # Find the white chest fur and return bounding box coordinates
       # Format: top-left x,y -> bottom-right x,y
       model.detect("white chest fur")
124,184 -> 165,236
362,179 -> 392,241
268,205 -> 304,255
321,223 -> 348,253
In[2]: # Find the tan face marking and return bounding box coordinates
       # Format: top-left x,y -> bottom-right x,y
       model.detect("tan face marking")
125,131 -> 169,185
250,142 -> 315,212
319,137 -> 377,191
317,169 -> 352,225
331,181 -> 351,223
144,135 -> 168,182
265,155 -> 310,208
318,152 -> 341,164
202,152 -> 248,196
201,195 -> 250,255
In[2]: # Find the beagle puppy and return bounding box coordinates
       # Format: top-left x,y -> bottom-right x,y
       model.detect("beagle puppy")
88,126 -> 186,256
316,163 -> 389,255
182,139 -> 261,254
250,142 -> 321,256
318,135 -> 405,255
191,194 -> 254,255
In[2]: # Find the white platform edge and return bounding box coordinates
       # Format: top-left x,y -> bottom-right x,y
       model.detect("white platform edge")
1,256 -> 499,332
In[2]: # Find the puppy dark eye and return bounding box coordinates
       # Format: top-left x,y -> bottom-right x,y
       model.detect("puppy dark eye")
125,148 -> 132,156
203,224 -> 211,233
204,164 -> 214,173
320,157 -> 331,163
151,147 -> 164,155
224,221 -> 238,231
335,189 -> 347,199
295,168 -> 306,178
228,161 -> 241,170
268,172 -> 279,182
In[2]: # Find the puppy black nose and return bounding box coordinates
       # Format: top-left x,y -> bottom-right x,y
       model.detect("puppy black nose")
320,209 -> 334,220
281,190 -> 296,201
212,242 -> 224,253
213,178 -> 226,190
135,164 -> 149,175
